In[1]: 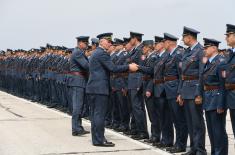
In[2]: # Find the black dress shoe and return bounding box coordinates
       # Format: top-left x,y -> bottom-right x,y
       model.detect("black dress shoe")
154,142 -> 173,148
181,149 -> 196,155
144,137 -> 159,143
131,134 -> 149,140
47,103 -> 57,108
114,126 -> 126,132
166,146 -> 186,153
93,141 -> 115,147
105,124 -> 112,129
123,130 -> 137,135
72,130 -> 90,136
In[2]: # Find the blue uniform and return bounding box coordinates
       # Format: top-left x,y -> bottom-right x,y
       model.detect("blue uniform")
163,47 -> 188,150
224,48 -> 235,139
178,43 -> 206,154
86,47 -> 129,145
112,50 -> 130,131
126,44 -> 148,137
139,50 -> 173,145
68,47 -> 89,133
202,54 -> 228,155
141,52 -> 160,141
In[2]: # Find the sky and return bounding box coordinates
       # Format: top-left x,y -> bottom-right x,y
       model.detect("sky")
0,0 -> 234,50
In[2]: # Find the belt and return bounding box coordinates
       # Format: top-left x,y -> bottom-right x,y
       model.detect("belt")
181,75 -> 198,81
112,72 -> 129,78
225,83 -> 235,90
142,76 -> 152,81
164,76 -> 178,82
204,85 -> 220,91
68,71 -> 88,77
153,79 -> 164,84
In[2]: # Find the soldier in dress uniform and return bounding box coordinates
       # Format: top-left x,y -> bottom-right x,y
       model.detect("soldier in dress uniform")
162,33 -> 188,153
127,32 -> 149,140
224,24 -> 235,140
138,40 -> 158,143
178,26 -> 206,155
202,38 -> 228,155
68,36 -> 90,136
86,32 -> 138,147
138,36 -> 173,147
111,38 -> 126,131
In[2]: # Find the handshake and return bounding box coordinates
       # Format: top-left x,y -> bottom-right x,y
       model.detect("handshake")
128,63 -> 139,72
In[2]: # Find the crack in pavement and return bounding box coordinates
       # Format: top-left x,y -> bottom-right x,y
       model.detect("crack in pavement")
41,148 -> 151,155
0,102 -> 24,118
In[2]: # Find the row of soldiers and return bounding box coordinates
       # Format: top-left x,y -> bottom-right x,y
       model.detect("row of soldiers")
1,24 -> 235,155
0,44 -> 95,115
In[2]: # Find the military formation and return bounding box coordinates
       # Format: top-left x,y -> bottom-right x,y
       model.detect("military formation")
0,24 -> 235,155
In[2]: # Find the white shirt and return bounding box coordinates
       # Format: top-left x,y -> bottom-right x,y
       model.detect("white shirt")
209,54 -> 218,63
169,47 -> 177,56
147,51 -> 154,58
159,50 -> 166,57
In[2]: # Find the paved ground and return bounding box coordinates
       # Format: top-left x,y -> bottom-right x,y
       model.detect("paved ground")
0,91 -> 234,155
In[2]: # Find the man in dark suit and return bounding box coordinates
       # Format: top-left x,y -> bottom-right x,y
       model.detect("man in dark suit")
224,24 -> 235,140
138,36 -> 173,147
139,40 -> 158,143
68,36 -> 90,136
162,33 -> 188,153
202,38 -> 228,155
127,32 -> 149,140
86,33 -> 138,147
178,27 -> 206,155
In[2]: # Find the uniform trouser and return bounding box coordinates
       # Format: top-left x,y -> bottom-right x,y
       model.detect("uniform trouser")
129,89 -> 148,135
168,98 -> 188,149
105,94 -> 113,126
70,86 -> 85,133
42,79 -> 50,102
66,86 -> 72,113
155,96 -> 174,145
49,80 -> 57,103
59,83 -> 66,107
112,90 -> 122,127
184,99 -> 206,154
87,94 -> 108,145
81,94 -> 90,118
230,109 -> 235,139
145,96 -> 160,141
118,91 -> 130,129
57,83 -> 66,107
206,110 -> 228,155
127,91 -> 137,132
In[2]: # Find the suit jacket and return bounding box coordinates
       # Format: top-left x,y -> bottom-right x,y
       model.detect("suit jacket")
112,51 -> 128,90
86,47 -> 129,95
67,47 -> 89,87
141,52 -> 157,94
126,44 -> 144,90
202,55 -> 226,111
224,49 -> 235,109
178,43 -> 205,99
163,48 -> 182,99
138,51 -> 169,98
